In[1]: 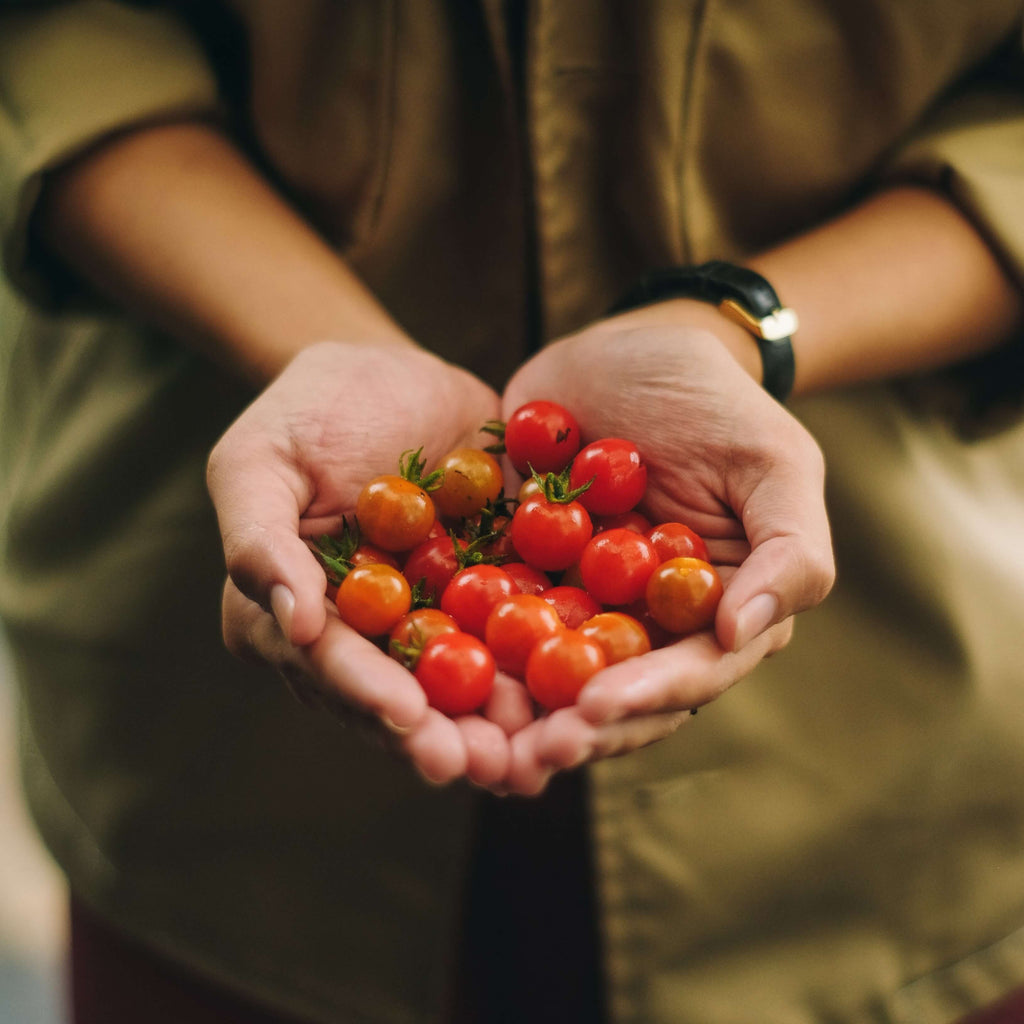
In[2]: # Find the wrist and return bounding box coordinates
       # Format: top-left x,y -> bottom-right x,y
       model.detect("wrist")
606,297 -> 766,383
607,262 -> 797,401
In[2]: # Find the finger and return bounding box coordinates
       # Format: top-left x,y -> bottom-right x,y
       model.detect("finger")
304,617 -> 430,732
484,672 -> 535,736
717,442 -> 835,652
536,706 -> 695,768
504,725 -> 555,797
399,711 -> 470,785
457,717 -> 512,788
575,621 -> 792,725
223,577 -> 430,732
207,434 -> 328,647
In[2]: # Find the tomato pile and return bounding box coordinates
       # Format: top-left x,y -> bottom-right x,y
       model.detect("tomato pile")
313,400 -> 722,717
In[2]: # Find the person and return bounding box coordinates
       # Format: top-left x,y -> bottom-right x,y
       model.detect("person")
2,2 -> 1024,1022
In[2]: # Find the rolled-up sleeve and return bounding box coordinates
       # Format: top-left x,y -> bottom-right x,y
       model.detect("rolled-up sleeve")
877,37 -> 1024,435
0,0 -> 221,306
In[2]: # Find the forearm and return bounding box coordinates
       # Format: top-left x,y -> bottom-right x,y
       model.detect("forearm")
616,186 -> 1024,398
34,120 -> 410,385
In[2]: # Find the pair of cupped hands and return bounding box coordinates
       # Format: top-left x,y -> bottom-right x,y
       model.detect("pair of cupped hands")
206,315 -> 835,796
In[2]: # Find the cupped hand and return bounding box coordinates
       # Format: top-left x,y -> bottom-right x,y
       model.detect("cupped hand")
207,340 -> 513,786
498,313 -> 835,786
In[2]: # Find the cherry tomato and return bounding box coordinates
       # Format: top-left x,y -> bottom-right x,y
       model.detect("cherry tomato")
464,513 -> 516,561
322,543 -> 400,602
510,494 -> 592,571
517,476 -> 543,503
388,608 -> 460,667
579,612 -> 651,664
402,534 -> 459,603
414,632 -> 496,715
644,556 -> 723,635
526,630 -> 607,711
335,563 -> 412,637
485,593 -> 564,678
440,564 -> 519,639
541,585 -> 602,629
502,561 -> 553,596
559,562 -> 585,589
569,438 -> 647,516
356,475 -> 436,552
578,528 -> 660,606
593,509 -> 653,534
646,521 -> 709,563
504,400 -> 582,475
431,447 -> 504,521
622,599 -> 676,651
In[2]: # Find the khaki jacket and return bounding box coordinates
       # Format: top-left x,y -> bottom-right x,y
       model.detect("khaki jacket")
3,3 -> 1024,1022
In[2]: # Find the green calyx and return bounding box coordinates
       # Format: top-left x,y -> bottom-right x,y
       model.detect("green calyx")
530,465 -> 593,504
312,518 -> 361,585
398,448 -> 445,492
480,419 -> 506,454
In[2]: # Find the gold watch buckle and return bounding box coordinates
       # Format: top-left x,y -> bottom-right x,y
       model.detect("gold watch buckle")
719,298 -> 799,341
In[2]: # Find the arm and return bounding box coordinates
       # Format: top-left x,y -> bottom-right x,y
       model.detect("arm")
617,186 -> 1024,395
35,120 -> 410,384
35,119 -> 514,788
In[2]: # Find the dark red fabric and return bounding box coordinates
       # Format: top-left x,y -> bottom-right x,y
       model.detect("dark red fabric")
954,987 -> 1024,1024
69,898 -> 310,1024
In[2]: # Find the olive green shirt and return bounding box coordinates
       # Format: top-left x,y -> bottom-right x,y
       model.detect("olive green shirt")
3,3 -> 1024,1022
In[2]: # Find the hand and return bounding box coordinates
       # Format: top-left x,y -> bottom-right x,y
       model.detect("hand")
498,312 -> 835,789
207,340 -> 514,787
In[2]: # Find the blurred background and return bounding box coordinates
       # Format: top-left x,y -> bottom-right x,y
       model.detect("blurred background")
0,630 -> 67,1024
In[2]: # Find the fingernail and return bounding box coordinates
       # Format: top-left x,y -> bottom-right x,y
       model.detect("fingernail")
565,743 -> 594,769
381,713 -> 413,736
733,593 -> 778,651
270,584 -> 295,641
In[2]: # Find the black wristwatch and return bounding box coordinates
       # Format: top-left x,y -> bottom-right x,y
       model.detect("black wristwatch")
608,261 -> 798,403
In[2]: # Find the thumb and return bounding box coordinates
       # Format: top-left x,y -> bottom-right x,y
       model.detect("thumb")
207,440 -> 328,647
716,457 -> 835,653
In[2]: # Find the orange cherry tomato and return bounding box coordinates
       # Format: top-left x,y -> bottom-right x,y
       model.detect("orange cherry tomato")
356,475 -> 436,552
579,611 -> 652,664
335,563 -> 412,637
644,557 -> 723,636
526,630 -> 607,711
388,608 -> 461,668
431,448 -> 504,521
485,593 -> 564,679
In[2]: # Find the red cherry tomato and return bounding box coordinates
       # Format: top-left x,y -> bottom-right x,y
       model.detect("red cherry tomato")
579,528 -> 660,606
646,521 -> 709,563
356,475 -> 436,552
644,556 -> 723,635
541,585 -> 602,629
414,632 -> 495,715
402,534 -> 459,603
569,438 -> 647,516
579,612 -> 652,665
526,630 -> 607,711
593,509 -> 653,534
510,494 -> 592,572
485,593 -> 564,678
431,447 -> 504,521
504,400 -> 582,475
440,564 -> 519,639
502,561 -> 553,596
335,563 -> 412,637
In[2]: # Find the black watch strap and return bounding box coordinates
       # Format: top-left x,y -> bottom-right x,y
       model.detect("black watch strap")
608,261 -> 798,403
